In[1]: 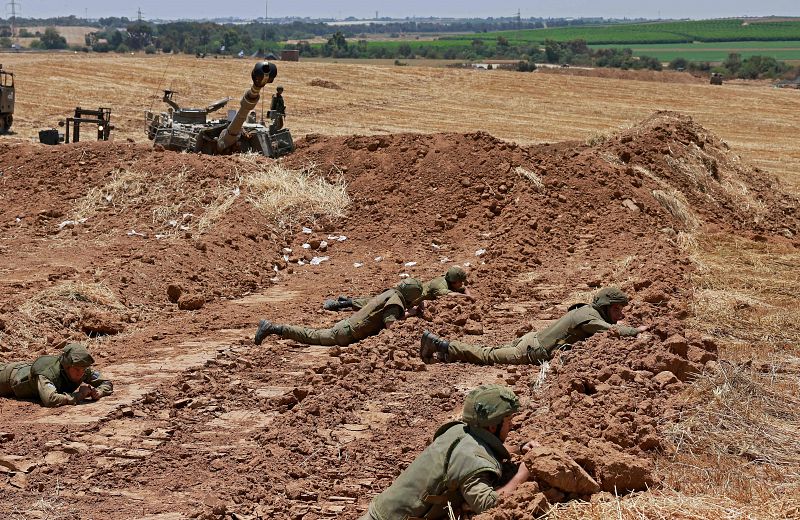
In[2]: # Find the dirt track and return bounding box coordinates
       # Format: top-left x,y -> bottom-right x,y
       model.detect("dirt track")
0,111 -> 798,518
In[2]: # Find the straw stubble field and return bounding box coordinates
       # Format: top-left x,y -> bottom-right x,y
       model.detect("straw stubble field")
2,53 -> 799,518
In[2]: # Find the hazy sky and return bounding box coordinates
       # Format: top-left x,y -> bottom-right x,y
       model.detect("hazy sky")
9,0 -> 800,21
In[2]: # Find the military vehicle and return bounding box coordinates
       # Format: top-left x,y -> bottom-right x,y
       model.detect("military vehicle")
144,61 -> 294,158
0,64 -> 15,133
710,72 -> 723,85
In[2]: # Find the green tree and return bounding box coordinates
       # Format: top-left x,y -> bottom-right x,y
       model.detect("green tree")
723,53 -> 742,75
40,27 -> 68,49
126,22 -> 153,50
669,57 -> 689,70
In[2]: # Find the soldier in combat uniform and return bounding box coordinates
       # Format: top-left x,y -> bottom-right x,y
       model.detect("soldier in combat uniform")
323,266 -> 474,312
420,287 -> 648,365
0,343 -> 113,407
268,85 -> 285,134
254,278 -> 424,347
359,384 -> 534,520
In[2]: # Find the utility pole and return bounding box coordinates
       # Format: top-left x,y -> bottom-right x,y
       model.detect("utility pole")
264,0 -> 269,41
137,7 -> 142,22
7,0 -> 20,40
517,9 -> 521,29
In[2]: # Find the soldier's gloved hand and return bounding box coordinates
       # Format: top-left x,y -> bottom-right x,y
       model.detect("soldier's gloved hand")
88,387 -> 102,400
75,384 -> 94,401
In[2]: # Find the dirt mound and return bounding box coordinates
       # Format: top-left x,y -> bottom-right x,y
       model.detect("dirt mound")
309,78 -> 342,89
0,111 -> 796,518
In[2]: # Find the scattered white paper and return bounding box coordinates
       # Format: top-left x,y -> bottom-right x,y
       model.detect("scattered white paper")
374,256 -> 383,262
399,273 -> 410,278
283,247 -> 293,253
404,261 -> 417,267
463,262 -> 472,267
302,243 -> 311,249
431,243 -> 441,250
168,220 -> 178,228
440,257 -> 451,263
337,236 -> 347,242
155,234 -> 168,239
232,186 -> 240,196
319,240 -> 328,248
310,256 -> 329,265
302,227 -> 313,234
353,262 -> 364,268
475,249 -> 486,257
127,230 -> 147,237
297,260 -> 305,266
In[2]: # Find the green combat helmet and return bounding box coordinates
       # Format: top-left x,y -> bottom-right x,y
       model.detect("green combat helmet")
462,384 -> 520,429
397,278 -> 423,305
445,266 -> 467,284
59,343 -> 95,368
592,287 -> 629,308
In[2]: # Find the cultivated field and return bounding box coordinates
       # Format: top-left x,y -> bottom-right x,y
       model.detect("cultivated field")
0,54 -> 798,519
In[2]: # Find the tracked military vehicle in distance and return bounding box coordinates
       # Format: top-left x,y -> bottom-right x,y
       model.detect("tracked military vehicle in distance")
144,61 -> 294,158
0,64 -> 15,134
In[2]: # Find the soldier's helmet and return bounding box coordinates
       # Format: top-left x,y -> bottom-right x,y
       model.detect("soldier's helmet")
396,278 -> 423,305
276,85 -> 284,92
592,287 -> 630,308
59,343 -> 95,368
445,266 -> 467,284
462,384 -> 520,429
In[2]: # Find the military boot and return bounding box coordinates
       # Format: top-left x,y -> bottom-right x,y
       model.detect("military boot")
323,297 -> 353,311
254,319 -> 284,345
420,330 -> 450,363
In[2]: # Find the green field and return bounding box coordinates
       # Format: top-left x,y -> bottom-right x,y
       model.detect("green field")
597,41 -> 800,62
447,19 -> 800,45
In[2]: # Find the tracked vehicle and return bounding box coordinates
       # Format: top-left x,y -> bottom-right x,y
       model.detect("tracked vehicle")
144,61 -> 294,158
0,64 -> 14,134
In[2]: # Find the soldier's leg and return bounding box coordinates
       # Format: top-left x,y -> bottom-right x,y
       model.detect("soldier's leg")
446,338 -> 531,365
350,297 -> 369,310
279,320 -> 355,346
0,362 -> 16,396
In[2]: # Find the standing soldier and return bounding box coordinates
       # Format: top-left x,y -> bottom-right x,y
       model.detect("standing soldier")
268,85 -> 285,134
420,287 -> 648,365
0,343 -> 113,407
359,384 -> 534,520
254,278 -> 424,347
323,266 -> 474,312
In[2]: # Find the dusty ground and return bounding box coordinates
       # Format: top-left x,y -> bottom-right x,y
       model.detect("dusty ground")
0,56 -> 798,519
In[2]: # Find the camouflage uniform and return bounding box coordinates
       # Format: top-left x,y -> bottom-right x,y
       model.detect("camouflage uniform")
433,287 -> 641,365
258,279 -> 423,347
359,385 -> 520,520
337,267 -> 468,311
0,343 -> 113,407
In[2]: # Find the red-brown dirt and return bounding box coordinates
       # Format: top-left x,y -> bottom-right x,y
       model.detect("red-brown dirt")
0,112 -> 797,519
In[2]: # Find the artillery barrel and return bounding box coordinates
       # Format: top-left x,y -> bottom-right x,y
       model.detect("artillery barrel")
217,62 -> 277,151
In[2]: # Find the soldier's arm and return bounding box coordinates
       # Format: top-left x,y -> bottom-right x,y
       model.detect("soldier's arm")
36,375 -> 81,407
581,318 -> 643,337
83,368 -> 113,397
460,473 -> 500,513
381,306 -> 405,329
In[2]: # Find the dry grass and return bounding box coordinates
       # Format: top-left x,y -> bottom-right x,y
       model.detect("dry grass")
652,189 -> 700,230
237,156 -> 350,228
515,166 -> 545,192
69,159 -> 349,234
0,281 -> 125,351
688,233 -> 800,354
